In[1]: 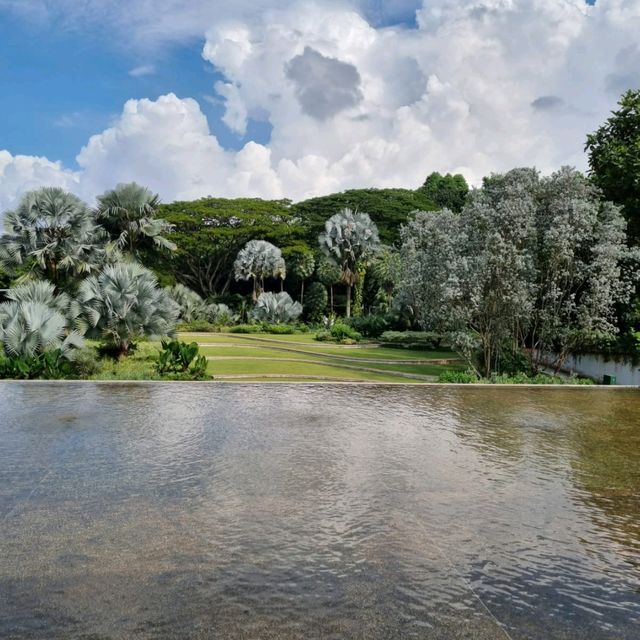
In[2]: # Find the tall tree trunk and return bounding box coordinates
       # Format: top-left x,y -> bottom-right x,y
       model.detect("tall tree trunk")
346,285 -> 352,318
300,280 -> 304,304
330,285 -> 334,312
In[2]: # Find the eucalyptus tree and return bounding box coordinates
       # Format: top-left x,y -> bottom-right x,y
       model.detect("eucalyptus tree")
397,167 -> 632,376
0,280 -> 84,359
96,183 -> 176,257
318,209 -> 380,317
233,240 -> 286,301
528,167 -> 632,370
79,262 -> 179,356
0,187 -> 106,287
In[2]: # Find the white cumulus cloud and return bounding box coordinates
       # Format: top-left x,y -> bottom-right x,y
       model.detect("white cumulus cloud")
1,0 -> 640,217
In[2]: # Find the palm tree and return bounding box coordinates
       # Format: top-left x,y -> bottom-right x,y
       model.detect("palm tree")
96,183 -> 176,256
316,256 -> 341,313
318,209 -> 380,317
252,291 -> 303,324
79,262 -> 179,356
233,240 -> 286,301
0,187 -> 106,287
370,246 -> 401,310
0,280 -> 84,359
288,249 -> 315,303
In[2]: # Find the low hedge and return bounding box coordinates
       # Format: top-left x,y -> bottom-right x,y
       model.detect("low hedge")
379,331 -> 444,350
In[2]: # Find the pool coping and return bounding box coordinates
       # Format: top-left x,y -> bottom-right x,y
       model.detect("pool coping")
0,379 -> 638,388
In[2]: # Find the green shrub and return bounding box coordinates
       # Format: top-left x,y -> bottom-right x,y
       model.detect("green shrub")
438,369 -> 595,385
0,349 -> 77,380
347,314 -> 388,338
262,323 -> 295,334
489,373 -> 595,385
438,370 -> 479,383
331,323 -> 362,342
380,330 -> 443,349
304,282 -> 328,321
314,329 -> 331,341
177,320 -> 220,332
496,344 -> 532,375
73,347 -> 103,378
228,324 -> 262,334
156,340 -> 208,379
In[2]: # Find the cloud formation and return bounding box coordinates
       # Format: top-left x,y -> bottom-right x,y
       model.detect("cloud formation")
286,47 -> 363,120
1,0 -> 640,214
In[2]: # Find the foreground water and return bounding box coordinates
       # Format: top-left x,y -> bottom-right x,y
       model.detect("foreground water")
0,383 -> 639,639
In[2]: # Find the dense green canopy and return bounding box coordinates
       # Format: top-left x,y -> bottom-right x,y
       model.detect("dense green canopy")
292,188 -> 436,245
586,89 -> 640,245
417,172 -> 469,213
157,198 -> 309,298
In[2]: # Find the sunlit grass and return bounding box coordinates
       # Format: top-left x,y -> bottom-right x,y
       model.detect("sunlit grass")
86,333 -> 460,382
206,358 -> 424,382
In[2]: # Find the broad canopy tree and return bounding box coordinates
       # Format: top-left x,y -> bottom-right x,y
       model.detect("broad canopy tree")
158,198 -> 307,298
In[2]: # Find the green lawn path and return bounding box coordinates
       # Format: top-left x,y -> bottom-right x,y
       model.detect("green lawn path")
180,331 -> 465,382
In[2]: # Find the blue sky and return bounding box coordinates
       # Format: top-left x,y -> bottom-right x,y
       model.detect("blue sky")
0,12 -> 273,168
0,0 -> 633,210
0,0 -> 418,169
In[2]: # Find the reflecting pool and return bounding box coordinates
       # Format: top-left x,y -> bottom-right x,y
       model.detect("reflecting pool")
1,383 -> 639,639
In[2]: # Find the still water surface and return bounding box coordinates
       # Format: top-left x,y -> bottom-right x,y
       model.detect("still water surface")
0,383 -> 639,639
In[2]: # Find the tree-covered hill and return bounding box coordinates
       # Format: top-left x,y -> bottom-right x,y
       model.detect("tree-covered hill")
292,188 -> 438,245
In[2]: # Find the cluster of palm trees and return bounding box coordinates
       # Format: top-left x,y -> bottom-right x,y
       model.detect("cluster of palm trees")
232,208 -> 381,321
0,180 -> 383,370
0,183 -> 177,360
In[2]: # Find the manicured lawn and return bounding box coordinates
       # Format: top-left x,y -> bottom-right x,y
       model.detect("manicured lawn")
206,358 -> 425,383
199,346 -> 311,360
305,347 -> 459,361
87,333 -> 464,383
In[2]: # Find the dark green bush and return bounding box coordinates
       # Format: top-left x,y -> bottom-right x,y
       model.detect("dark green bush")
438,370 -> 479,383
438,369 -> 595,385
489,373 -> 595,385
228,324 -> 262,334
347,314 -> 388,338
380,331 -> 443,349
331,323 -> 362,342
177,320 -> 220,332
0,350 -> 77,380
304,281 -> 328,321
73,347 -> 103,378
156,340 -> 208,379
262,323 -> 295,334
